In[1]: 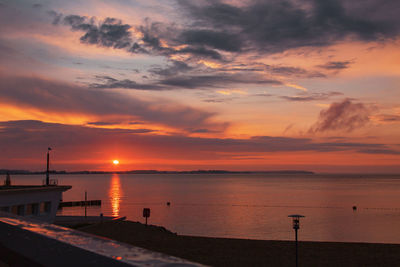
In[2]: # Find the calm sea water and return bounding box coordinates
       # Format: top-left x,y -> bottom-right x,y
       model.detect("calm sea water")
11,173 -> 400,243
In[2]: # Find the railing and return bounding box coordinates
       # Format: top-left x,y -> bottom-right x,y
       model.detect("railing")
42,179 -> 58,186
0,212 -> 204,266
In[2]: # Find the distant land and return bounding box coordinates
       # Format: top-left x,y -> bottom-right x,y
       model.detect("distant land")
0,169 -> 314,175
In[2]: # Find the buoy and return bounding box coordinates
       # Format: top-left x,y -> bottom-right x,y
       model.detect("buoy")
352,206 -> 357,211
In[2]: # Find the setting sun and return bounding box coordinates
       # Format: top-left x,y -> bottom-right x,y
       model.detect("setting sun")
112,159 -> 119,165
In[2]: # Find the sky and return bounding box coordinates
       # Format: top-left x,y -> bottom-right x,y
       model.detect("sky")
0,0 -> 399,173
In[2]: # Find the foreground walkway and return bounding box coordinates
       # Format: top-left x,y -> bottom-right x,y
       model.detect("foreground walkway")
81,220 -> 400,267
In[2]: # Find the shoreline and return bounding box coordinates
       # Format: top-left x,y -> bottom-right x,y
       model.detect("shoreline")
1,170 -> 315,175
79,220 -> 400,266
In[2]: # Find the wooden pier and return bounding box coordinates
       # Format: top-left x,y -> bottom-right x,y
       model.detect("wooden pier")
59,200 -> 101,208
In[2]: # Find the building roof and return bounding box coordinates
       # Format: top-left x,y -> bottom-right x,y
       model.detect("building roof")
0,185 -> 71,195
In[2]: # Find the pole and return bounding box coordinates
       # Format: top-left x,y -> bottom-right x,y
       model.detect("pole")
295,228 -> 298,267
85,190 -> 87,218
46,150 -> 50,186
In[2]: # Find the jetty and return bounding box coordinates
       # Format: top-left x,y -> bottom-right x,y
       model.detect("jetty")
59,200 -> 101,208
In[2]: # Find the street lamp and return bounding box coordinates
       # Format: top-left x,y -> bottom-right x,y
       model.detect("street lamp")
143,208 -> 150,226
288,214 -> 305,267
46,147 -> 52,186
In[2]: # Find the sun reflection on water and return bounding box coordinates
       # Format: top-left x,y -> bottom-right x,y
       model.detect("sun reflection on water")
109,174 -> 122,217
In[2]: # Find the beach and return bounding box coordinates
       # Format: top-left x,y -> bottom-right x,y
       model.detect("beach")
79,220 -> 400,266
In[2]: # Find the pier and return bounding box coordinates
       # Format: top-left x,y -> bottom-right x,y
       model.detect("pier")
59,200 -> 101,208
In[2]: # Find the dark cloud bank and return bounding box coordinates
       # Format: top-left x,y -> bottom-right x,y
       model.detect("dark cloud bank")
0,74 -> 225,131
0,120 -> 398,160
178,0 -> 400,52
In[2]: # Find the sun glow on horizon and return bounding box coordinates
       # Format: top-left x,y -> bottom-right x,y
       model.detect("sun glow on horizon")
112,159 -> 120,165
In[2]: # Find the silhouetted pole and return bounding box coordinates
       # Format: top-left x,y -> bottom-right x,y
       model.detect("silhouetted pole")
85,190 -> 87,218
46,147 -> 51,185
295,226 -> 298,266
5,172 -> 11,186
288,214 -> 305,267
143,208 -> 150,226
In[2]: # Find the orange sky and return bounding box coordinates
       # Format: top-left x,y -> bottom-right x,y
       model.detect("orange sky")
0,0 -> 399,173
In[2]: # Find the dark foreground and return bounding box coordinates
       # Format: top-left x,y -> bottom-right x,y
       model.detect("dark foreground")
79,220 -> 400,267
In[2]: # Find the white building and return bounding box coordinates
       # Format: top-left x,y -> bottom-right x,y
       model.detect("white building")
0,185 -> 71,223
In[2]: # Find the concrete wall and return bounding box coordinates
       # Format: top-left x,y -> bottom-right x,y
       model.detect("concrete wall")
0,215 -> 204,267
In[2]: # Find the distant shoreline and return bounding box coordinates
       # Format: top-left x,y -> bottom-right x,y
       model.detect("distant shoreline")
0,169 -> 315,175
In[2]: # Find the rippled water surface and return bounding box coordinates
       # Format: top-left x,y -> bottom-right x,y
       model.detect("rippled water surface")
12,173 -> 400,243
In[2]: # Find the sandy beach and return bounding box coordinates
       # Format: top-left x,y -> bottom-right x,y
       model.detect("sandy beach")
79,220 -> 400,266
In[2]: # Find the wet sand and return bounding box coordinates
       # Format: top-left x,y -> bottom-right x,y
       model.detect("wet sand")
79,220 -> 400,266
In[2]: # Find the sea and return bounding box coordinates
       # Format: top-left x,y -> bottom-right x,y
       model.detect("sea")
11,173 -> 400,244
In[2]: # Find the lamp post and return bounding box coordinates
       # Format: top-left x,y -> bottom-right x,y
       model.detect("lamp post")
46,147 -> 52,186
288,214 -> 305,267
85,190 -> 87,218
143,208 -> 150,226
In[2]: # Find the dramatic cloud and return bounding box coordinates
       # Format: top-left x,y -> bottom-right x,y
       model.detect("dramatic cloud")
136,20 -> 226,60
62,15 -> 133,49
53,1 -> 400,92
309,99 -> 372,133
179,0 -> 400,53
56,0 -> 400,59
51,12 -> 230,63
0,74 -> 224,130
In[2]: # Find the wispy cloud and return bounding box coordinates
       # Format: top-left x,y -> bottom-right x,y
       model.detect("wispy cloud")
90,73 -> 281,90
374,114 -> 400,123
284,83 -> 308,91
318,61 -> 352,70
281,92 -> 343,102
90,75 -> 164,90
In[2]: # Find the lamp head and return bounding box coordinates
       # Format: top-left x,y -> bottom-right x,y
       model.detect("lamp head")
288,214 -> 305,230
